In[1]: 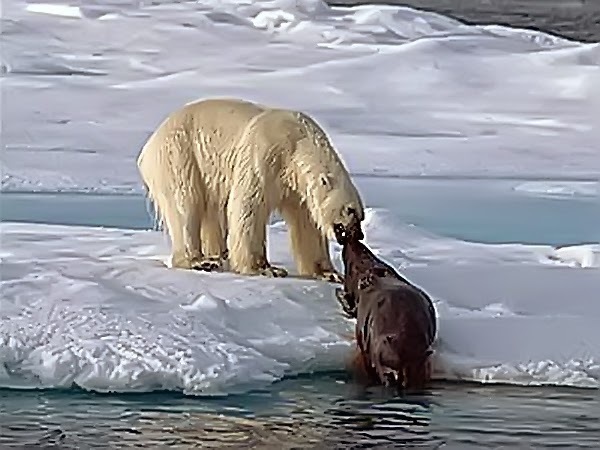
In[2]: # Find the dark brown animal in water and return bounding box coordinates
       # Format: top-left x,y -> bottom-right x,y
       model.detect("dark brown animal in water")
333,217 -> 437,390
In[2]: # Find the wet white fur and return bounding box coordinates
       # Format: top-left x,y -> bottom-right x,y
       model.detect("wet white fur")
137,97 -> 364,278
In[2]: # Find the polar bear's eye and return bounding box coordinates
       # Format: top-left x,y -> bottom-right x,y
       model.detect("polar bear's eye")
319,174 -> 331,188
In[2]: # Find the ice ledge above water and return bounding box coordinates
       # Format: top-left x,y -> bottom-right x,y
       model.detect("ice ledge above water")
1,210 -> 599,395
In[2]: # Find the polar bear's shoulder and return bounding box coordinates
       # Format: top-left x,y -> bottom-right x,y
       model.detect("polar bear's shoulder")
179,97 -> 265,121
183,97 -> 265,112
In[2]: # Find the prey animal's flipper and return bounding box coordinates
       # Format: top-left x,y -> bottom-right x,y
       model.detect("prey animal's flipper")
335,287 -> 357,319
319,270 -> 344,284
357,272 -> 376,291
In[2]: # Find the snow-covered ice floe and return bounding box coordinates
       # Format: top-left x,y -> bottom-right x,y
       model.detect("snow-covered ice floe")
1,0 -> 600,193
1,209 -> 599,395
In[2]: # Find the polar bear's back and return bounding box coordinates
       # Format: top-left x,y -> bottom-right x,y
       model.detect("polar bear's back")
138,98 -> 265,164
183,97 -> 267,149
182,97 -> 267,157
139,98 -> 270,201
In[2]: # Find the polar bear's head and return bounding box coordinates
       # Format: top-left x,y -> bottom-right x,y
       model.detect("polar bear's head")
288,111 -> 365,240
309,171 -> 365,241
295,155 -> 365,241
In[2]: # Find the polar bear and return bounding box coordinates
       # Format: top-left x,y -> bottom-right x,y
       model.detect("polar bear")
137,97 -> 364,282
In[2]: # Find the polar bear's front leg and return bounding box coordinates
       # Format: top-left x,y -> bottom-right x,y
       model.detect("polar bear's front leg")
227,191 -> 288,278
280,201 -> 343,284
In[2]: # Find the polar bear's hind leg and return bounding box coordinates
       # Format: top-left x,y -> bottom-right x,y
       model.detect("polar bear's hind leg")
197,211 -> 227,272
158,194 -> 185,268
144,123 -> 209,270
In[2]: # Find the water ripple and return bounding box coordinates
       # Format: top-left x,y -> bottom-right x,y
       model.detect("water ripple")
1,378 -> 599,448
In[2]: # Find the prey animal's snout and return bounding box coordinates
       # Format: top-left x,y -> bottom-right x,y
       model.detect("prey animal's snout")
375,334 -> 435,390
375,334 -> 405,387
334,210 -> 364,246
382,368 -> 406,388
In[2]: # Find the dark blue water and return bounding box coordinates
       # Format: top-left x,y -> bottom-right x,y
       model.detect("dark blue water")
1,177 -> 599,448
2,378 -> 600,448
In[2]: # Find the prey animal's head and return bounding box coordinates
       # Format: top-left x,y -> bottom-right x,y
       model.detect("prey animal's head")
333,210 -> 364,245
362,281 -> 435,390
373,333 -> 433,389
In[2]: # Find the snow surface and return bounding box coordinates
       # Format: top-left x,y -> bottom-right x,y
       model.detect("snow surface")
2,0 -> 600,193
1,0 -> 599,394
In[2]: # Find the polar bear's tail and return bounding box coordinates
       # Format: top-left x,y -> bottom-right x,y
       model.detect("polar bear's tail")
136,113 -> 203,240
143,190 -> 160,232
137,146 -> 165,233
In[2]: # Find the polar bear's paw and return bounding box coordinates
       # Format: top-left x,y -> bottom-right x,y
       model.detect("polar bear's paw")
192,257 -> 223,273
260,265 -> 288,278
319,270 -> 344,284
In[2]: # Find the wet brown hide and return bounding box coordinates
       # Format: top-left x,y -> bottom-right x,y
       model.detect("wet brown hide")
353,273 -> 436,390
334,217 -> 437,390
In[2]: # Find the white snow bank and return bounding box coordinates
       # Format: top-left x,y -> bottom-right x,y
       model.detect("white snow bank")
1,209 -> 599,394
25,3 -> 83,19
552,244 -> 600,269
513,180 -> 599,198
2,0 -> 599,194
